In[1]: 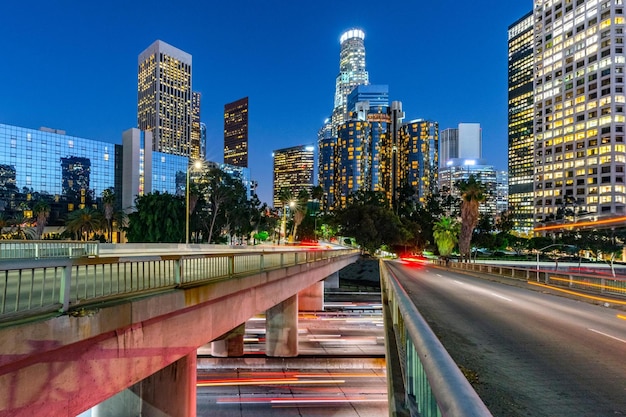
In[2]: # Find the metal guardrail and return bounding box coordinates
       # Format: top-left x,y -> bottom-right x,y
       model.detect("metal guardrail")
0,241 -> 99,259
442,260 -> 626,299
381,261 -> 493,417
0,248 -> 357,322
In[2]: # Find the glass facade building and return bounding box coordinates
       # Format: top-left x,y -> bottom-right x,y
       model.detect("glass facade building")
330,29 -> 369,133
0,123 -> 116,220
398,120 -> 439,204
508,11 -> 535,234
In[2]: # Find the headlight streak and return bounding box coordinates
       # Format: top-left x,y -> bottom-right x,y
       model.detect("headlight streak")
548,276 -> 626,294
198,378 -> 344,387
528,281 -> 626,306
618,314 -> 626,321
214,396 -> 387,405
453,280 -> 512,301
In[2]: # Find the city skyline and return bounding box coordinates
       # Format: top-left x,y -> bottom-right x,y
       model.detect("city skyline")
0,0 -> 532,205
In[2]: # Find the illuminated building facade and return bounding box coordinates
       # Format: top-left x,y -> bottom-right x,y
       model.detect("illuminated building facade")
224,97 -> 249,168
533,0 -> 626,224
397,119 -> 439,204
508,11 -> 535,234
330,29 -> 369,133
137,40 -> 192,157
191,91 -> 203,159
317,121 -> 335,209
496,170 -> 510,215
439,158 -> 498,217
272,145 -> 314,208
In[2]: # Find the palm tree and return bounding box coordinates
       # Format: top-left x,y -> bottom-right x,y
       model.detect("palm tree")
457,175 -> 486,263
101,188 -> 115,243
291,189 -> 310,241
65,208 -> 103,241
433,216 -> 460,262
33,200 -> 51,240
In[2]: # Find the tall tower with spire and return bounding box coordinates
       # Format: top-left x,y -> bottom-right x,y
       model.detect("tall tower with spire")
330,28 -> 369,133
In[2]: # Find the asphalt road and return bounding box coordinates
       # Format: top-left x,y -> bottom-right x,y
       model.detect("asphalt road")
386,260 -> 626,417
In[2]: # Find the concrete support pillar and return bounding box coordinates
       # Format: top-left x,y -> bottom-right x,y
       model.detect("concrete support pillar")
211,323 -> 246,357
92,389 -> 141,417
298,281 -> 324,311
265,294 -> 298,357
131,352 -> 196,417
325,271 -> 340,288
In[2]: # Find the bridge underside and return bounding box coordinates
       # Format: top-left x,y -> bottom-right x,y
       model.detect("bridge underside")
0,255 -> 358,417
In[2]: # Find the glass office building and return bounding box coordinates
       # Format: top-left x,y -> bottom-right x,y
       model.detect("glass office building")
0,123 -> 116,219
508,11 -> 535,234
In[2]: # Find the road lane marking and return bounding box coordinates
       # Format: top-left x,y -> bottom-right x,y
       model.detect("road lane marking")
588,328 -> 626,344
489,292 -> 512,302
436,274 -> 442,277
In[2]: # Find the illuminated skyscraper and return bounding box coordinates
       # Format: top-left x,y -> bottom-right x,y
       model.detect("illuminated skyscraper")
398,119 -> 439,204
191,92 -> 203,159
272,145 -> 314,208
330,29 -> 369,133
508,11 -> 534,234
533,0 -> 626,224
137,40 -> 192,156
224,97 -> 248,167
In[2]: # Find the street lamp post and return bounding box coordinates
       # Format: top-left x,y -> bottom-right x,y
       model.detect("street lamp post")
535,243 -> 578,280
185,160 -> 203,245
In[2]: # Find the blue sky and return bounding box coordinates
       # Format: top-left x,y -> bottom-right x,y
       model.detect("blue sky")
0,1 -> 532,205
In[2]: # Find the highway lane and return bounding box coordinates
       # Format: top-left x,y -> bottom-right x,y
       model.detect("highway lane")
386,260 -> 626,417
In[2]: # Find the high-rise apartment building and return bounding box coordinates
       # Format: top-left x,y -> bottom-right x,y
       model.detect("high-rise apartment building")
533,0 -> 626,223
224,97 -> 249,167
137,40 -> 192,156
330,29 -> 369,133
272,145 -> 314,208
508,11 -> 535,235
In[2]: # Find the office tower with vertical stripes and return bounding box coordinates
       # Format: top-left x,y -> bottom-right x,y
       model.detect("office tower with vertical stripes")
508,11 -> 535,234
137,40 -> 192,157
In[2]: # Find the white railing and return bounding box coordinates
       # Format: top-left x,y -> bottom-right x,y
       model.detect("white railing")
0,241 -> 99,259
0,248 -> 358,322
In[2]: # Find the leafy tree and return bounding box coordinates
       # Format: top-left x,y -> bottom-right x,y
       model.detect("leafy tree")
495,209 -> 515,234
33,200 -> 51,240
334,190 -> 407,254
65,208 -> 103,241
124,192 -> 184,242
471,213 -> 495,259
433,216 -> 460,260
457,175 -> 486,262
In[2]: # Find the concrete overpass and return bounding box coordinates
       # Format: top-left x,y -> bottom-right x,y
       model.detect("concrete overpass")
0,246 -> 359,417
